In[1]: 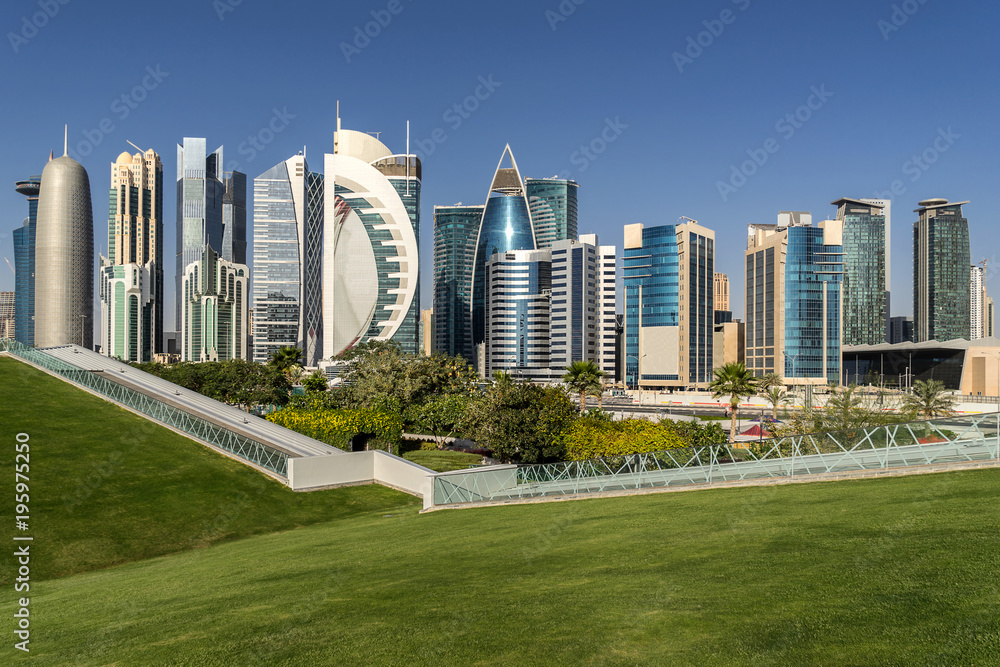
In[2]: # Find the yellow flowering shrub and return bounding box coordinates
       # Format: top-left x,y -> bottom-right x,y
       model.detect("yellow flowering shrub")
267,407 -> 403,452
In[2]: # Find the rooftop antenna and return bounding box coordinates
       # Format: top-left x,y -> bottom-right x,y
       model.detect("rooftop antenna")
334,101 -> 341,153
126,140 -> 146,154
406,120 -> 410,197
63,125 -> 68,156
4,257 -> 14,275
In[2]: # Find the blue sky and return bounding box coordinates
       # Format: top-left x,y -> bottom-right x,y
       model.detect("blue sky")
1,0 -> 998,329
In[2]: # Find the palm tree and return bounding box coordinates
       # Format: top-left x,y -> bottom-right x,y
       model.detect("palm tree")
902,379 -> 956,418
563,360 -> 604,412
285,364 -> 306,385
269,346 -> 302,372
759,373 -> 783,391
709,362 -> 759,443
762,385 -> 790,419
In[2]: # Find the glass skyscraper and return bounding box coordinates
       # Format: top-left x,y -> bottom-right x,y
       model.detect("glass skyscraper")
624,221 -> 714,390
525,177 -> 578,249
471,146 -> 536,362
433,204 -> 483,363
834,198 -> 887,346
913,199 -> 970,342
13,174 -> 40,346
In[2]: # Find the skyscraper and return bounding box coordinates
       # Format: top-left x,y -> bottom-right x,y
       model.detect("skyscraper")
432,203 -> 482,362
176,138 -> 248,360
913,199 -> 970,342
100,148 -> 163,361
485,248 -> 552,381
0,292 -> 14,340
525,177 -> 578,249
745,212 -> 843,385
322,117 -> 421,359
471,146 -> 536,370
623,220 -> 714,390
34,133 -> 94,349
714,272 -> 729,311
12,174 -> 40,346
970,263 -> 992,340
834,198 -> 888,345
252,154 -> 310,364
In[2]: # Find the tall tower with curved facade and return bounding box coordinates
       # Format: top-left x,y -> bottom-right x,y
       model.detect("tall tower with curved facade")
470,145 -> 536,367
321,117 -> 421,360
35,133 -> 94,349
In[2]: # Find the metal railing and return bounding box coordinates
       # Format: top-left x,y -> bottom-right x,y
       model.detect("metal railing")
1,340 -> 289,477
432,413 -> 1000,506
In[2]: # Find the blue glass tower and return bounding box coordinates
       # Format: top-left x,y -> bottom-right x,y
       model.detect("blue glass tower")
623,225 -> 679,388
783,224 -> 843,383
470,145 -> 536,356
525,177 -> 578,249
13,175 -> 41,345
433,204 -> 483,363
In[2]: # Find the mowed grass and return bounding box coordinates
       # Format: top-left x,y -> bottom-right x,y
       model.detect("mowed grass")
9,470 -> 1000,664
403,448 -> 485,471
0,356 -> 419,582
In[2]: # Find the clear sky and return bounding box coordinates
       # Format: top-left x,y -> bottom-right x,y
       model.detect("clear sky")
1,0 -> 998,330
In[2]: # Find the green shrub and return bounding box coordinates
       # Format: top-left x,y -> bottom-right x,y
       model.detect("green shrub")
266,407 -> 403,453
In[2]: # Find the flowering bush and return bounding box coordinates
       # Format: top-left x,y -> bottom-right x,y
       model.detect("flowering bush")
266,407 -> 403,453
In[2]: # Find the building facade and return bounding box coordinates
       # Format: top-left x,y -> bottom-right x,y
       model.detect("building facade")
13,175 -> 40,346
525,177 -> 578,250
0,292 -> 14,340
100,149 -> 163,361
623,221 -> 714,391
34,144 -> 94,349
322,120 -> 421,360
485,248 -> 552,381
913,199 -> 970,342
471,145 -> 536,370
714,272 -> 729,311
176,138 -> 248,360
834,198 -> 887,345
746,212 -> 843,385
888,316 -> 914,344
432,204 -> 483,363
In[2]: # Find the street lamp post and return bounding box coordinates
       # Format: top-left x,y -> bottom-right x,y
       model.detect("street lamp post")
626,354 -> 647,403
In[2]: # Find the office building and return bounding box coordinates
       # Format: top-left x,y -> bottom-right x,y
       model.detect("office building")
34,135 -> 94,349
713,319 -> 745,370
471,145 -> 536,370
485,248 -> 552,381
100,148 -> 163,361
13,174 -> 40,346
549,234 -> 616,378
420,308 -> 434,355
745,212 -> 843,385
525,177 -> 578,250
913,199 -> 970,342
623,220 -> 714,391
0,292 -> 14,340
971,264 -> 984,340
834,198 -> 888,345
432,204 -> 483,363
252,154 -> 310,364
714,272 -> 729,311
888,316 -> 914,344
322,116 -> 421,359
176,138 -> 248,360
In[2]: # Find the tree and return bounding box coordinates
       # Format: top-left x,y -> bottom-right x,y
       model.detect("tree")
404,394 -> 473,445
302,370 -> 329,393
286,364 -> 306,385
563,360 -> 605,412
709,362 -> 759,443
761,385 -> 791,419
269,346 -> 302,372
902,379 -> 956,418
459,382 -> 575,463
758,373 -> 783,391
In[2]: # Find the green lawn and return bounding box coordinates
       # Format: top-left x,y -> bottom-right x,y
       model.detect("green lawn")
3,355 -> 1000,665
0,356 -> 418,582
403,449 -> 484,472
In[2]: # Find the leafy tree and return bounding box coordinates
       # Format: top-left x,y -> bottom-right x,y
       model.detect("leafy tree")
269,346 -> 303,372
459,382 -> 575,463
673,419 -> 728,449
563,360 -> 605,412
403,394 -> 473,445
302,370 -> 329,393
286,364 -> 306,385
135,360 -> 290,412
902,379 -> 956,418
709,362 -> 759,443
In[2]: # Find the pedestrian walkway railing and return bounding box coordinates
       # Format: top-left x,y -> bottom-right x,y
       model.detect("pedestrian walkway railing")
431,413 -> 1000,507
1,340 -> 289,477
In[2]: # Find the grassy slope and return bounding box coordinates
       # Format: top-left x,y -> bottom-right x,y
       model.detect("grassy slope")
403,449 -> 484,472
9,467 -> 1000,665
0,356 -> 418,582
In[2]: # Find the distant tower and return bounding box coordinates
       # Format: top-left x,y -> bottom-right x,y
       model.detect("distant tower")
913,199 -> 970,342
433,203 -> 483,363
525,177 -> 578,249
13,174 -> 41,345
34,130 -> 94,349
834,198 -> 888,345
470,145 -> 536,370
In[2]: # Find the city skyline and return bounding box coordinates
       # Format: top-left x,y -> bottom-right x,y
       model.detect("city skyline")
2,0 -> 997,332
